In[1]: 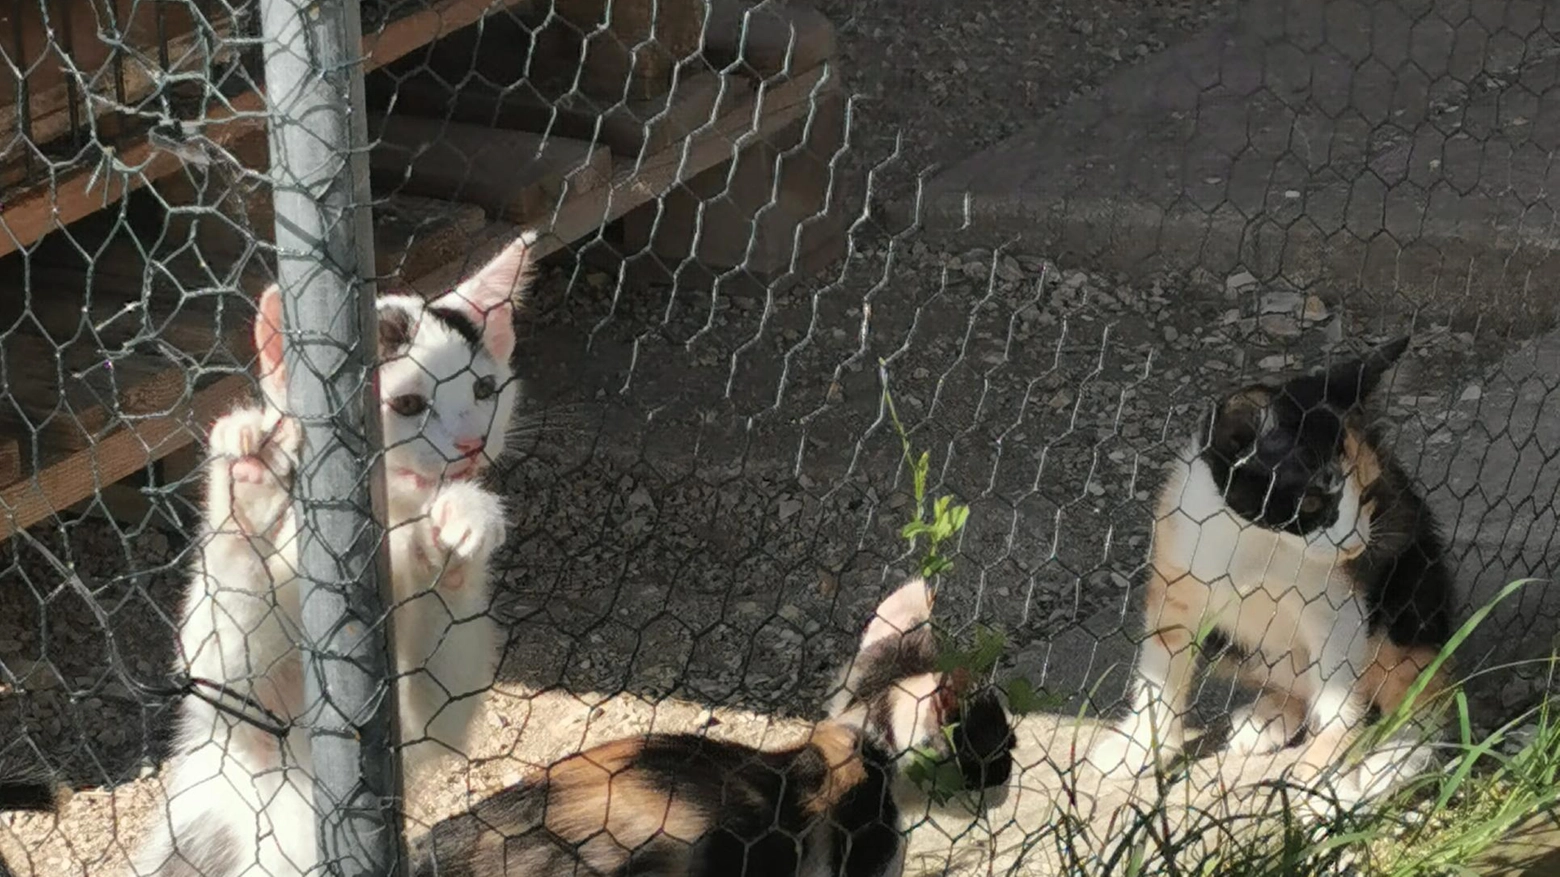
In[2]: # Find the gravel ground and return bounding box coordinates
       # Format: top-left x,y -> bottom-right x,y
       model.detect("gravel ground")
812,0 -> 1240,208
0,236 -> 1513,874
0,0 -> 1548,872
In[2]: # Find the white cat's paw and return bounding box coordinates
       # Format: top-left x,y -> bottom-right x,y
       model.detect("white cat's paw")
1086,720 -> 1178,779
209,407 -> 300,484
208,407 -> 301,536
1226,700 -> 1299,757
428,482 -> 507,565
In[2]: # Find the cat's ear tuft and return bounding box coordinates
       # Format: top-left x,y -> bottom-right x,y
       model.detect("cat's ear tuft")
1325,335 -> 1408,408
254,284 -> 287,407
431,232 -> 537,364
1207,386 -> 1273,460
858,577 -> 934,653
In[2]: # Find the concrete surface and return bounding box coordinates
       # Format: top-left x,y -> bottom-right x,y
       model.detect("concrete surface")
909,0 -> 1560,327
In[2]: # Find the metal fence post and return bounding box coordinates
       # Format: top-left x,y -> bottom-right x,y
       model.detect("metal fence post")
257,0 -> 402,875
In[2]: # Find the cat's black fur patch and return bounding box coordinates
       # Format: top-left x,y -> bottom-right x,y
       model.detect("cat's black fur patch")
952,689 -> 1017,788
378,304 -> 414,354
426,304 -> 483,349
1198,336 -> 1454,649
0,781 -> 55,812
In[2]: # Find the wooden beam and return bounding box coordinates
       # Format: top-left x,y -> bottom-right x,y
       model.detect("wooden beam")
0,374 -> 250,540
388,70 -> 753,158
553,0 -> 708,100
370,114 -> 610,225
409,63 -> 831,293
0,0 -> 533,262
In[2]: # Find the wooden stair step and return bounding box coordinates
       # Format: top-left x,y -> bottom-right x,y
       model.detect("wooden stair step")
385,71 -> 753,158
409,62 -> 831,292
373,195 -> 488,286
369,114 -> 611,226
0,0 -> 534,263
0,374 -> 249,539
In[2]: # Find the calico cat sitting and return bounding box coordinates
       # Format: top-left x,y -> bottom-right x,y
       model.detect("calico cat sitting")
410,577 -> 1017,877
129,234 -> 537,877
1089,336 -> 1455,799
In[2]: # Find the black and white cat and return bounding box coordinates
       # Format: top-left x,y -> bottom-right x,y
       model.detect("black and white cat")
409,577 -> 1017,877
1089,336 -> 1456,801
129,234 -> 537,877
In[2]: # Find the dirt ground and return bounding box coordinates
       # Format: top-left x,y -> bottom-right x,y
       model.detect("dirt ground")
0,0 -> 1540,873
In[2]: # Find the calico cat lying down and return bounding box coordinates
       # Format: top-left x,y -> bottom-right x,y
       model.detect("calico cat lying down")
1090,336 -> 1457,798
411,577 -> 1017,877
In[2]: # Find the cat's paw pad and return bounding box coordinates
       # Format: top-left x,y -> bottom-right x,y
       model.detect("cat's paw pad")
210,408 -> 300,483
429,483 -> 507,564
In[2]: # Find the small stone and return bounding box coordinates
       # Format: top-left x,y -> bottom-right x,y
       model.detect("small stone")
1460,385 -> 1483,402
1323,318 -> 1345,345
1163,325 -> 1180,343
778,498 -> 803,519
1301,295 -> 1329,321
1225,270 -> 1258,296
1258,291 -> 1306,315
1259,314 -> 1302,337
996,255 -> 1024,283
1257,354 -> 1290,370
1047,389 -> 1072,409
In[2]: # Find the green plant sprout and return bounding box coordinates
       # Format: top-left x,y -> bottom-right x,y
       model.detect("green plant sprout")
883,383 -> 969,580
883,376 -> 1065,804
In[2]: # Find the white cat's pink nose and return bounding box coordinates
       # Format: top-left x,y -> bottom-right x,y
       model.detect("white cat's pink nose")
454,438 -> 484,458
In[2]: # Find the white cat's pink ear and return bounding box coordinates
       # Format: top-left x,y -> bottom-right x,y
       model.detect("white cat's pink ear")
431,231 -> 537,364
254,284 -> 287,407
859,577 -> 934,652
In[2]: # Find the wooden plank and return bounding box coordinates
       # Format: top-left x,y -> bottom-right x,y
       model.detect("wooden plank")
0,374 -> 251,539
0,437 -> 18,489
388,70 -> 753,157
0,0 -> 533,262
702,0 -> 837,78
0,4 -> 238,157
553,0 -> 707,99
369,114 -> 611,225
409,64 -> 830,293
374,195 -> 489,286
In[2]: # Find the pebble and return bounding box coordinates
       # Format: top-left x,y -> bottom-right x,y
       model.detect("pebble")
1258,291 -> 1307,315
1225,270 -> 1258,294
1258,314 -> 1302,337
1460,385 -> 1483,402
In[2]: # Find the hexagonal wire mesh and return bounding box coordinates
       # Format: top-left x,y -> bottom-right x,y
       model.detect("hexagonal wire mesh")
1,0 -> 1558,875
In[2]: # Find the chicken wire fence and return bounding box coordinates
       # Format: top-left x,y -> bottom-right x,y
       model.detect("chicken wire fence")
1,0 -> 1558,875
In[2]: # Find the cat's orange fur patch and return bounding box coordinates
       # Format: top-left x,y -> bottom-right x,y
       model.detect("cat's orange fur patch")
540,738 -> 706,872
802,721 -> 869,817
1342,425 -> 1383,492
1358,636 -> 1450,717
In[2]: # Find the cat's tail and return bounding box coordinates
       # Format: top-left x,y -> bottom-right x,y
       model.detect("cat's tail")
127,744 -> 248,877
0,749 -> 63,813
128,734 -> 317,877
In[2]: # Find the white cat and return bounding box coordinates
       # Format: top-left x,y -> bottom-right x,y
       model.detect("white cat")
129,234 -> 537,877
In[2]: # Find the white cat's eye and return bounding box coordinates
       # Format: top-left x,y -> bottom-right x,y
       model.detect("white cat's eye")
473,375 -> 497,401
389,394 -> 429,417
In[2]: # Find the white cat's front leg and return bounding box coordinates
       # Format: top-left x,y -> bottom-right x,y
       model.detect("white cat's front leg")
205,406 -> 301,542
1292,594 -> 1372,794
1089,571 -> 1206,777
394,481 -> 505,774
